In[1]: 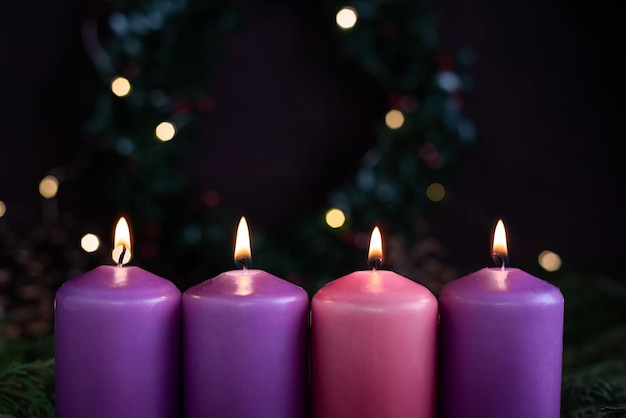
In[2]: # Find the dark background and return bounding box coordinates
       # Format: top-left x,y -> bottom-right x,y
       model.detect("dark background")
428,0 -> 624,274
1,0 -> 623,277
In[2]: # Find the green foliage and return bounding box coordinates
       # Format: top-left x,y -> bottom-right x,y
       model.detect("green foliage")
0,336 -> 54,369
0,336 -> 54,418
562,374 -> 626,418
543,267 -> 626,417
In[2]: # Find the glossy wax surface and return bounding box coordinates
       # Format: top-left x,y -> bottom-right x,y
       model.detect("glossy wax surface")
55,265 -> 181,418
183,269 -> 309,418
312,270 -> 438,418
438,267 -> 564,418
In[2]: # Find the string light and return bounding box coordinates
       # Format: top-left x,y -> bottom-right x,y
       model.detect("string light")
325,208 -> 346,228
0,200 -> 5,218
111,76 -> 132,97
155,121 -> 176,141
426,183 -> 445,201
385,109 -> 405,129
80,233 -> 101,253
538,250 -> 562,272
39,175 -> 59,199
336,7 -> 358,29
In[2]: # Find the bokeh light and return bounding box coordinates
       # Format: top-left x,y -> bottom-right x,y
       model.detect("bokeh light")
437,71 -> 461,92
155,121 -> 176,141
0,200 -> 5,218
111,76 -> 132,97
538,250 -> 562,272
336,7 -> 358,29
39,175 -> 59,199
426,183 -> 445,201
385,109 -> 405,129
80,233 -> 101,253
325,208 -> 346,228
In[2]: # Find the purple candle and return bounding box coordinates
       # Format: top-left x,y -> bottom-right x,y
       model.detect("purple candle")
55,217 -> 181,418
438,220 -> 564,418
182,217 -> 308,418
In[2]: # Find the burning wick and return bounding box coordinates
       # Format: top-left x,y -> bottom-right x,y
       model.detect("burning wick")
367,226 -> 383,272
492,252 -> 508,271
117,246 -> 127,267
368,256 -> 382,272
234,216 -> 252,273
491,219 -> 509,271
237,257 -> 250,272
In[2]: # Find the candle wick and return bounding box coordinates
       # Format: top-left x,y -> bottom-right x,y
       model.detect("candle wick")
492,252 -> 508,271
117,246 -> 127,267
237,257 -> 249,273
368,257 -> 382,272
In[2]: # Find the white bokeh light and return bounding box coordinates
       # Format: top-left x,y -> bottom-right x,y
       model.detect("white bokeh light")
155,121 -> 176,141
336,7 -> 358,29
111,76 -> 132,97
81,233 -> 101,253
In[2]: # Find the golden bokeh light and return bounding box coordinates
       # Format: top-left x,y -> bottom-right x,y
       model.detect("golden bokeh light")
325,208 -> 346,229
0,200 -> 5,218
426,183 -> 445,202
81,233 -> 101,253
39,175 -> 59,199
336,7 -> 358,29
538,250 -> 562,272
155,121 -> 176,142
385,109 -> 405,129
111,76 -> 132,97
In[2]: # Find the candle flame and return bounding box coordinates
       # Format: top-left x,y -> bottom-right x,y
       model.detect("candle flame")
112,217 -> 132,265
492,219 -> 508,268
367,226 -> 383,269
234,216 -> 251,265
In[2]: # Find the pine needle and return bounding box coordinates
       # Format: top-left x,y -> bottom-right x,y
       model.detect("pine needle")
0,358 -> 55,418
561,374 -> 626,417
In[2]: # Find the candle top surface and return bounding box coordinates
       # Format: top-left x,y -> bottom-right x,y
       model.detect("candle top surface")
56,265 -> 180,301
184,269 -> 307,301
439,267 -> 563,304
313,269 -> 436,306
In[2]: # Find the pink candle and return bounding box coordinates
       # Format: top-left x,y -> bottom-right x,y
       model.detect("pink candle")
182,217 -> 309,418
438,220 -> 564,418
55,218 -> 181,418
311,227 -> 438,418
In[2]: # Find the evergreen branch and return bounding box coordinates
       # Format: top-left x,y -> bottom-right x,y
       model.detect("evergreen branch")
561,374 -> 626,418
0,335 -> 54,370
0,358 -> 55,418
